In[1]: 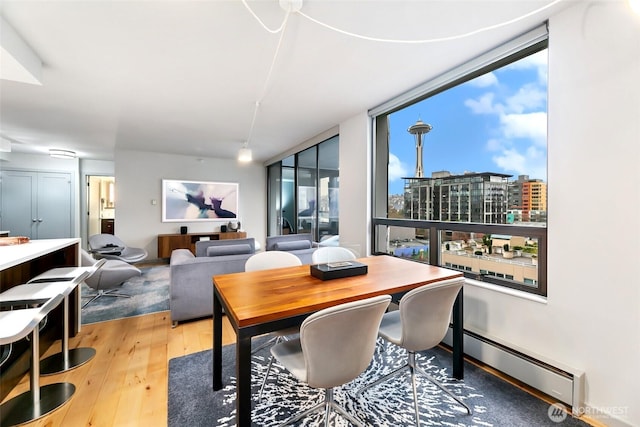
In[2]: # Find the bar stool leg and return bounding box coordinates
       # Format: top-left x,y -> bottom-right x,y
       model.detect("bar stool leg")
0,329 -> 75,426
40,295 -> 96,375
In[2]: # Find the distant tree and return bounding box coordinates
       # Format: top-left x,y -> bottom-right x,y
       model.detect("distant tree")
482,234 -> 493,254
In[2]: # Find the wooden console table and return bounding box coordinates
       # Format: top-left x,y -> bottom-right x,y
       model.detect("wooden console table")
157,231 -> 247,258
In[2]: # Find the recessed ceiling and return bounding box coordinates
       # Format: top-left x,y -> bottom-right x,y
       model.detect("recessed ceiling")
0,0 -> 569,162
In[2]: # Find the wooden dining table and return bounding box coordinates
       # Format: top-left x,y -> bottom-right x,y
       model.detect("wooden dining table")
212,254 -> 465,427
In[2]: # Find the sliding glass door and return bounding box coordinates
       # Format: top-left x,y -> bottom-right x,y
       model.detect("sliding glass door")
266,135 -> 339,242
267,157 -> 296,236
297,147 -> 317,236
318,137 -> 339,239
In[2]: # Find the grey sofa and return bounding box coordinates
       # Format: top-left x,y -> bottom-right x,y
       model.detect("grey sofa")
265,233 -> 317,264
169,237 -> 256,326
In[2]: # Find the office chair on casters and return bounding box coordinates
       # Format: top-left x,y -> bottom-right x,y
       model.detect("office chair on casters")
356,278 -> 472,426
244,251 -> 303,400
270,295 -> 392,426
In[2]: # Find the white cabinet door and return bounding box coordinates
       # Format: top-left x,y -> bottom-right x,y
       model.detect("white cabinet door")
1,170 -> 37,237
0,170 -> 72,239
36,172 -> 72,238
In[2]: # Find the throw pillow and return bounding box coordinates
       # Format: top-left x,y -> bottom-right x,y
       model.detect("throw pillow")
274,240 -> 311,251
206,244 -> 252,257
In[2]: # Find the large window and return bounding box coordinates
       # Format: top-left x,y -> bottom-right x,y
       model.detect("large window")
267,136 -> 339,242
372,26 -> 548,296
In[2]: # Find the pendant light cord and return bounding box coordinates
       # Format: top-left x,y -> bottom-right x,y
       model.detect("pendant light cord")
238,0 -> 564,153
242,0 -> 564,43
241,2 -> 292,147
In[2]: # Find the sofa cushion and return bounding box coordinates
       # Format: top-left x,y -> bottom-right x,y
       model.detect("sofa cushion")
195,238 -> 255,257
206,244 -> 252,257
274,240 -> 312,251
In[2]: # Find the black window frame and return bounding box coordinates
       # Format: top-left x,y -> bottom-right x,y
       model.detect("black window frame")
371,25 -> 549,297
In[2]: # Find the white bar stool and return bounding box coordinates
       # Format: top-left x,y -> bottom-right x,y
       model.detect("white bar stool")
0,296 -> 76,426
1,269 -> 94,375
26,259 -> 105,374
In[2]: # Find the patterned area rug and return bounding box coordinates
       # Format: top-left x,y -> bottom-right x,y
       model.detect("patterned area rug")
81,265 -> 170,324
168,338 -> 590,426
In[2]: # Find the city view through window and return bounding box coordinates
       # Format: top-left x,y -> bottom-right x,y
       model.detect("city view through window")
383,48 -> 548,290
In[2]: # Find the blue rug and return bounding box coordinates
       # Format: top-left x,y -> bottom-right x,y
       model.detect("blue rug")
81,265 -> 170,324
168,339 -> 591,426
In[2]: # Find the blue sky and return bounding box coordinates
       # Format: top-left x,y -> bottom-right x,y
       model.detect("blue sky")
387,49 -> 548,195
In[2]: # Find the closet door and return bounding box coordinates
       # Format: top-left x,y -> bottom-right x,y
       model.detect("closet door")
37,172 -> 72,238
0,170 -> 37,238
0,170 -> 72,239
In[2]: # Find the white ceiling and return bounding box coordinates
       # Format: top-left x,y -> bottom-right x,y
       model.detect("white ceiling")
0,0 -> 570,163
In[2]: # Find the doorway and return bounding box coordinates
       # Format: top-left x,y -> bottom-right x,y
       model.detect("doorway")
87,175 -> 115,239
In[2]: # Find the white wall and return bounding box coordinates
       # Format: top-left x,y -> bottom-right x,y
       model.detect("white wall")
114,150 -> 265,259
339,2 -> 639,426
338,112 -> 371,257
541,3 -> 639,425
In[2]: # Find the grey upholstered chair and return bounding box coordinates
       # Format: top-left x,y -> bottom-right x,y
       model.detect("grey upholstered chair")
311,246 -> 357,264
270,294 -> 392,426
357,278 -> 471,425
80,249 -> 141,307
88,234 -> 148,263
244,250 -> 303,400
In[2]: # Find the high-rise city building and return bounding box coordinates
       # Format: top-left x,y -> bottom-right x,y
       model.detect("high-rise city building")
507,175 -> 547,223
403,171 -> 511,224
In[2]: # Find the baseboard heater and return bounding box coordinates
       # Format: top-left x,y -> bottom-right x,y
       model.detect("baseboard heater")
443,327 -> 584,415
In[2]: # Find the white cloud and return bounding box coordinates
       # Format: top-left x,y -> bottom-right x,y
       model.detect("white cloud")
388,153 -> 409,182
500,112 -> 547,146
485,138 -> 502,151
526,145 -> 544,160
487,113 -> 547,178
493,149 -> 526,173
468,72 -> 498,88
465,85 -> 545,117
464,92 -> 499,114
463,50 -> 548,180
493,147 -> 546,179
505,84 -> 546,114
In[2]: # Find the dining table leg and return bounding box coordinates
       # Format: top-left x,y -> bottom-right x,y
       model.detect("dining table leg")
452,287 -> 464,379
235,334 -> 252,426
212,292 -> 222,390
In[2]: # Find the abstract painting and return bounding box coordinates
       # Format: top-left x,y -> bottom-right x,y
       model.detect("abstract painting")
162,179 -> 238,222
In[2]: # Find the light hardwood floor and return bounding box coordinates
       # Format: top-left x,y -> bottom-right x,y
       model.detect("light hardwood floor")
2,311 -> 234,427
3,310 -> 603,427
